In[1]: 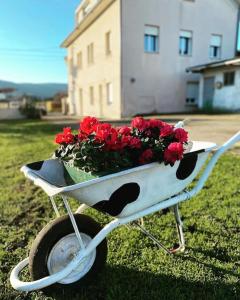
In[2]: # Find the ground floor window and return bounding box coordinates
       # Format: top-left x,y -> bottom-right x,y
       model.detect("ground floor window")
186,81 -> 199,105
224,71 -> 235,86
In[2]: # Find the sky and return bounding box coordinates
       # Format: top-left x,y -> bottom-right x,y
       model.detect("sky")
0,0 -> 80,83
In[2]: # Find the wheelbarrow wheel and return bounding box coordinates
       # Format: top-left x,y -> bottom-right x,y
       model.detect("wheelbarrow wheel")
29,214 -> 107,294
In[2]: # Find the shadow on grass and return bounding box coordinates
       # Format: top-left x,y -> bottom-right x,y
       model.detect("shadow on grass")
17,264 -> 238,300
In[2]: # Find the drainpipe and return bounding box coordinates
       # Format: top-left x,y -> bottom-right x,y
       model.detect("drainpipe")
235,5 -> 240,56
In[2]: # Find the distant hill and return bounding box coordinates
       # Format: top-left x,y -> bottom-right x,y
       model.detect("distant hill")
0,80 -> 67,99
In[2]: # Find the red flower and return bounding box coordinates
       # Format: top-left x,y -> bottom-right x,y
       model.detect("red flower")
63,127 -> 72,135
129,137 -> 142,149
163,142 -> 184,164
139,149 -> 153,164
95,123 -> 112,142
55,133 -> 65,144
80,116 -> 99,135
131,117 -> 147,131
118,126 -> 131,136
149,119 -> 165,129
55,127 -> 75,144
160,125 -> 174,138
174,128 -> 188,143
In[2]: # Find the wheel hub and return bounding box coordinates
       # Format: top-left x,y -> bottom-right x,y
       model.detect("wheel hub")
47,233 -> 96,284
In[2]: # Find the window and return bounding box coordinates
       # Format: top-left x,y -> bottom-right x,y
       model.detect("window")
224,72 -> 235,86
179,30 -> 192,56
210,35 -> 222,59
144,25 -> 159,53
87,43 -> 94,64
186,82 -> 199,105
105,31 -> 111,55
79,88 -> 83,114
77,51 -> 82,68
69,58 -> 73,71
89,86 -> 94,105
99,84 -> 103,101
106,82 -> 113,104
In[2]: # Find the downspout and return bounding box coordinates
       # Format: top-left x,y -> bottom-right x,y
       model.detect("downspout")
120,0 -> 124,118
235,4 -> 240,56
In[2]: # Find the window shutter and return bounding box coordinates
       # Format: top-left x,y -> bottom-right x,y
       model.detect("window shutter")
145,26 -> 159,36
211,35 -> 221,47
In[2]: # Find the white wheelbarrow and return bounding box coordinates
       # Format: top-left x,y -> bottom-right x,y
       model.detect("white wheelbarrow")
10,131 -> 240,294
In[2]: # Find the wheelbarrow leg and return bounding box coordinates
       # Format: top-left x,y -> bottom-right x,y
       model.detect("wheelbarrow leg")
133,221 -> 172,255
169,204 -> 185,254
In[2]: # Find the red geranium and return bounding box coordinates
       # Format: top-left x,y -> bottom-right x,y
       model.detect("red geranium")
131,117 -> 148,131
149,118 -> 165,129
55,116 -> 189,174
118,126 -> 131,136
80,116 -> 99,135
129,137 -> 142,149
174,128 -> 188,143
163,142 -> 184,164
55,127 -> 75,144
139,149 -> 153,164
160,125 -> 174,138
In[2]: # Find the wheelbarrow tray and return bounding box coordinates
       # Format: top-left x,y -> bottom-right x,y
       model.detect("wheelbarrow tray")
21,141 -> 216,218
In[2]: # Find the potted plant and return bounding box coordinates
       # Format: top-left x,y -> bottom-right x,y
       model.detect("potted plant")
54,116 -> 188,182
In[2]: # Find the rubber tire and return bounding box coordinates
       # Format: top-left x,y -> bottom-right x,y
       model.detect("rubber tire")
29,214 -> 108,295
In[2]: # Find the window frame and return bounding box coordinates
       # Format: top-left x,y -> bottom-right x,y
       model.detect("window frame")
179,30 -> 193,56
89,86 -> 94,105
185,81 -> 199,106
87,43 -> 94,65
144,25 -> 160,53
105,31 -> 111,56
77,51 -> 83,68
209,34 -> 222,60
223,71 -> 235,87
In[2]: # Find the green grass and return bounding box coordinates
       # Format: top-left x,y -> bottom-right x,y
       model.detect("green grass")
0,120 -> 239,300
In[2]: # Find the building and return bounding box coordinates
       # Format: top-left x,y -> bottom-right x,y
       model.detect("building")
0,88 -> 24,119
62,0 -> 240,118
187,57 -> 240,111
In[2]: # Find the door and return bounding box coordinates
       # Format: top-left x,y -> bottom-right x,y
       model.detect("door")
203,77 -> 215,108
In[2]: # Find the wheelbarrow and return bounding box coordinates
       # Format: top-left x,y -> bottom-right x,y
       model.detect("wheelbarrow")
10,131 -> 240,293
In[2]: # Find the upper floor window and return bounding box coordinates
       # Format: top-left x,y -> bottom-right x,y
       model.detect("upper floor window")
209,35 -> 222,59
105,31 -> 111,55
87,43 -> 94,64
144,25 -> 159,53
179,30 -> 192,56
77,51 -> 82,68
224,71 -> 235,86
89,86 -> 94,105
106,82 -> 113,104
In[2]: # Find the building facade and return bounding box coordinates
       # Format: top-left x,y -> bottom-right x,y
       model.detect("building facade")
62,0 -> 240,118
187,58 -> 240,111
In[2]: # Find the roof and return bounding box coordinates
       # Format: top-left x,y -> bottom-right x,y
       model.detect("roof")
186,57 -> 240,73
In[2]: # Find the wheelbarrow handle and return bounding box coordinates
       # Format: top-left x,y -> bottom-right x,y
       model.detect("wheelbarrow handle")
221,131 -> 240,151
191,130 -> 240,196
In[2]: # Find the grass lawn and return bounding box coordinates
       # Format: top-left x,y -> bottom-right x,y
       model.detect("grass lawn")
0,120 -> 239,300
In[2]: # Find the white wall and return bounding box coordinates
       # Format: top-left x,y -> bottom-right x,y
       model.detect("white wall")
121,0 -> 239,116
0,109 -> 25,120
203,67 -> 240,110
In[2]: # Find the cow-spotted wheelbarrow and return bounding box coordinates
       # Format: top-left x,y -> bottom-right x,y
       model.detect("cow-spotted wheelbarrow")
10,130 -> 240,294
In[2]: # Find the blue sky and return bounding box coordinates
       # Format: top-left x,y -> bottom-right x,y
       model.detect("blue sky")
0,0 -> 80,83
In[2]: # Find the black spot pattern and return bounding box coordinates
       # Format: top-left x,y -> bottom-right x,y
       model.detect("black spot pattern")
176,153 -> 198,180
92,183 -> 140,216
26,161 -> 44,171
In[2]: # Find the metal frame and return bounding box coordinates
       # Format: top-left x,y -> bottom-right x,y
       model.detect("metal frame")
10,131 -> 240,292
